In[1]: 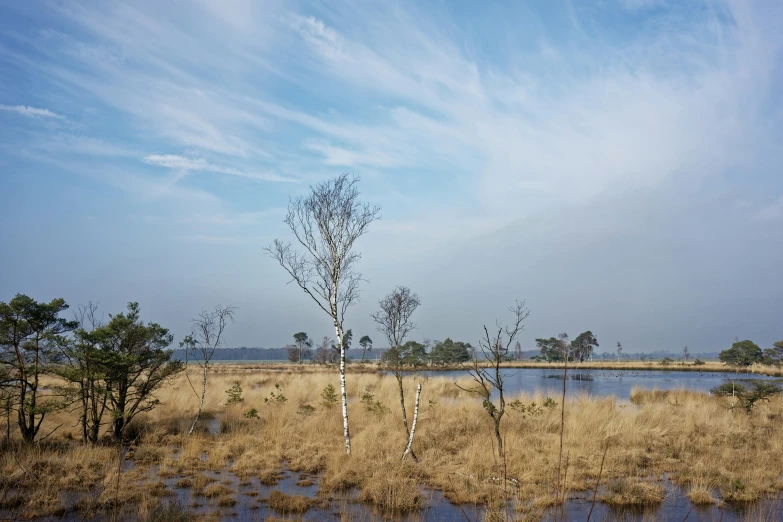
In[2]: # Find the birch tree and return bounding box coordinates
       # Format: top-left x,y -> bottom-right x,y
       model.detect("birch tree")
457,300 -> 530,458
181,305 -> 236,436
372,286 -> 421,461
265,173 -> 380,455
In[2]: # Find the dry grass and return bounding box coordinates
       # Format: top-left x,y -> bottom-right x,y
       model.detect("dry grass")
601,478 -> 665,506
358,468 -> 423,513
3,369 -> 783,520
267,490 -> 312,514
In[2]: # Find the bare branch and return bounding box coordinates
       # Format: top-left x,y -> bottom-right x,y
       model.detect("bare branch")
461,300 -> 530,458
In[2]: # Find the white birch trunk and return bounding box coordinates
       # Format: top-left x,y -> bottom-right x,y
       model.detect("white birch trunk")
402,383 -> 421,461
188,365 -> 208,436
332,302 -> 351,455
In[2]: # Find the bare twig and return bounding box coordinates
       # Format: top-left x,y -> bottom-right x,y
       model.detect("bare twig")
586,443 -> 609,522
36,423 -> 63,443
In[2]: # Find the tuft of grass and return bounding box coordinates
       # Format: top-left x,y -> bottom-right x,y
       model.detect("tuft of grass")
688,487 -> 715,505
216,495 -> 237,507
359,471 -> 423,513
202,483 -> 233,498
267,490 -> 312,514
259,470 -> 283,486
175,478 -> 193,489
601,478 -> 664,506
133,445 -> 164,465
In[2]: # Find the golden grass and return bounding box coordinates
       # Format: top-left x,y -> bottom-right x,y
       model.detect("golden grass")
4,369 -> 783,520
267,490 -> 312,514
358,467 -> 423,513
601,478 -> 665,505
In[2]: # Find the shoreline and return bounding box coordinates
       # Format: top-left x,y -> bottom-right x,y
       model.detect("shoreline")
202,360 -> 783,377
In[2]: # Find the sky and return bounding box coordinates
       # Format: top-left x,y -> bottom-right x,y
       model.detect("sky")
1,0 -> 781,353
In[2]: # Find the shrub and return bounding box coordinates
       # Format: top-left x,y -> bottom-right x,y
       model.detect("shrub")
297,404 -> 316,416
360,387 -> 386,416
508,400 -> 543,418
360,387 -> 375,405
264,383 -> 287,404
693,359 -> 706,366
244,408 -> 259,419
320,384 -> 338,408
661,357 -> 673,365
225,382 -> 243,405
710,380 -> 782,412
543,397 -> 557,409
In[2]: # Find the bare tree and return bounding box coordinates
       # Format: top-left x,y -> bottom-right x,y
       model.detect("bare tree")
682,345 -> 690,362
457,301 -> 530,458
372,286 -> 421,461
265,173 -> 380,455
181,305 -> 236,436
616,341 -> 623,362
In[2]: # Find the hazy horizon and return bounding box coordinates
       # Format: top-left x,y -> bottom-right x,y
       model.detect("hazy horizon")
1,1 -> 782,353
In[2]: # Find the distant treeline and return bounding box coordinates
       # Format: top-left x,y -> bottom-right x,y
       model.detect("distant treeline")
172,347 -> 384,362
171,346 -> 722,362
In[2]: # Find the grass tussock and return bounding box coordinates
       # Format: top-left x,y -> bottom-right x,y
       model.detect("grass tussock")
601,478 -> 665,506
202,483 -> 233,498
358,469 -> 423,513
267,490 -> 312,514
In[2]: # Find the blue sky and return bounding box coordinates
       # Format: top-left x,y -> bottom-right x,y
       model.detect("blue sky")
1,0 -> 781,352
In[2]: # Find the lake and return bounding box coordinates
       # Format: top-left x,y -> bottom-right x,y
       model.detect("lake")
408,368 -> 779,398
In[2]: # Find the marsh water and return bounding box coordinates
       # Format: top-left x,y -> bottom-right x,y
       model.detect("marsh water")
411,368 -> 779,399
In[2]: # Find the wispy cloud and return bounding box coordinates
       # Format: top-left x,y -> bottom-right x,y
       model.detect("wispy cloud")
0,104 -> 63,119
143,154 -> 297,183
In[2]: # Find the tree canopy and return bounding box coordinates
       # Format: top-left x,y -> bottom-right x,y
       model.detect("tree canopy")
719,339 -> 763,367
429,338 -> 472,365
94,302 -> 183,440
0,294 -> 77,443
